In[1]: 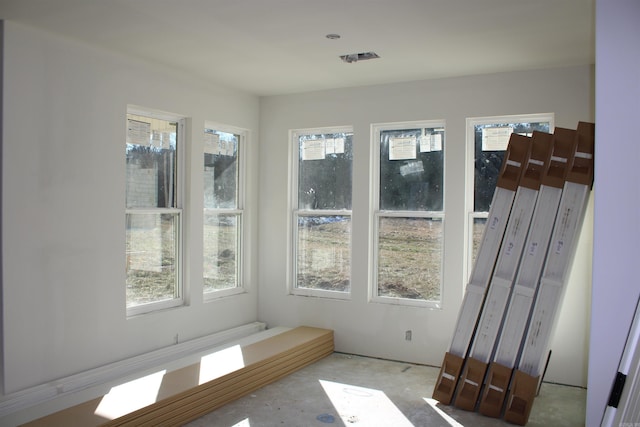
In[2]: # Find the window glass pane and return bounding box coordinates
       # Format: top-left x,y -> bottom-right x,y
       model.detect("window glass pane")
473,121 -> 550,212
297,215 -> 350,292
126,115 -> 177,209
377,217 -> 442,300
126,213 -> 179,308
203,127 -> 242,296
379,128 -> 444,211
204,129 -> 238,209
125,111 -> 181,314
298,132 -> 353,210
203,213 -> 239,292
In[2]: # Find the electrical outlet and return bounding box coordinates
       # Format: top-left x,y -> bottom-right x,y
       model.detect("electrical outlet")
405,330 -> 412,341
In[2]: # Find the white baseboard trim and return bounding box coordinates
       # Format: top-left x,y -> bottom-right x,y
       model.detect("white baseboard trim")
0,322 -> 267,417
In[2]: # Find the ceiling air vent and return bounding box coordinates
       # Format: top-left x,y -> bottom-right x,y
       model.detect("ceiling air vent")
340,51 -> 380,63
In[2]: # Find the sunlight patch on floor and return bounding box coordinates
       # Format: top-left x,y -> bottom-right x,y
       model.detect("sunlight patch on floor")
424,397 -> 465,427
320,379 -> 414,426
94,370 -> 166,420
198,344 -> 245,384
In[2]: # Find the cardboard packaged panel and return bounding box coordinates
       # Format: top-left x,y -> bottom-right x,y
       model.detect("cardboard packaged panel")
504,121 -> 594,425
454,131 -> 554,412
433,134 -> 532,406
477,127 -> 577,418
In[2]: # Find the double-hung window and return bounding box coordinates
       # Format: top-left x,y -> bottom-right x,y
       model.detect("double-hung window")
290,127 -> 353,298
203,125 -> 245,298
466,113 -> 553,277
125,109 -> 184,315
372,121 -> 445,307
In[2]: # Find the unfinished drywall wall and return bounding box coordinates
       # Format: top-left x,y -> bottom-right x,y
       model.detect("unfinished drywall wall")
1,16 -> 596,399
258,65 -> 594,387
1,21 -> 260,393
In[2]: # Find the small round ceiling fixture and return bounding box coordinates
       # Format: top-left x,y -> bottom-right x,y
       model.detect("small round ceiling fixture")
326,33 -> 341,40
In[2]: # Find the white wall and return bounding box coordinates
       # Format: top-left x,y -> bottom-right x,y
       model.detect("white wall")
1,21 -> 260,393
258,65 -> 595,387
588,0 -> 640,424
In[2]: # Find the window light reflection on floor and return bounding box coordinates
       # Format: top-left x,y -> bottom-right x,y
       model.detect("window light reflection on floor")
424,398 -> 465,427
93,344 -> 246,421
94,370 -> 166,420
198,344 -> 245,384
319,379 -> 414,426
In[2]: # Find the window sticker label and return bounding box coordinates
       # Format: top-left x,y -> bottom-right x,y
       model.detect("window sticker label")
389,136 -> 417,160
325,138 -> 336,155
325,137 -> 345,155
482,127 -> 513,151
151,130 -> 162,148
162,132 -> 172,149
127,119 -> 151,146
400,160 -> 424,177
204,131 -> 220,154
302,139 -> 326,160
420,133 -> 443,152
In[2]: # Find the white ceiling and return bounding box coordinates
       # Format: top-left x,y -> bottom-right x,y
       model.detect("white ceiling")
0,0 -> 595,97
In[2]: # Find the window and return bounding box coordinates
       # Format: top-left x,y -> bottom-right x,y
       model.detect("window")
125,109 -> 184,315
372,121 -> 445,307
290,127 -> 353,298
466,113 -> 553,276
203,125 -> 245,298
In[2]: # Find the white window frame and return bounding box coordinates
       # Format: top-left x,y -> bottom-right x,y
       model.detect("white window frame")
370,120 -> 446,309
126,106 -> 186,317
464,113 -> 554,284
203,122 -> 248,301
288,126 -> 353,300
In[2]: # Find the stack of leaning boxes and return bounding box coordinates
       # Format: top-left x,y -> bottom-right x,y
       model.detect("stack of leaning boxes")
433,122 -> 594,425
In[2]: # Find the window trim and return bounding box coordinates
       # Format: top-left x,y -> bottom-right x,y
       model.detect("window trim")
126,106 -> 186,317
464,113 -> 555,284
288,125 -> 354,299
370,120 -> 446,309
202,122 -> 248,302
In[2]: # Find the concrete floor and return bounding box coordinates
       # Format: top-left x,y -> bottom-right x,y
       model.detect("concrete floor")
185,352 -> 586,427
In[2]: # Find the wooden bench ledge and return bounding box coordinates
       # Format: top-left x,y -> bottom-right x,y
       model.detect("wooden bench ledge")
23,326 -> 334,427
